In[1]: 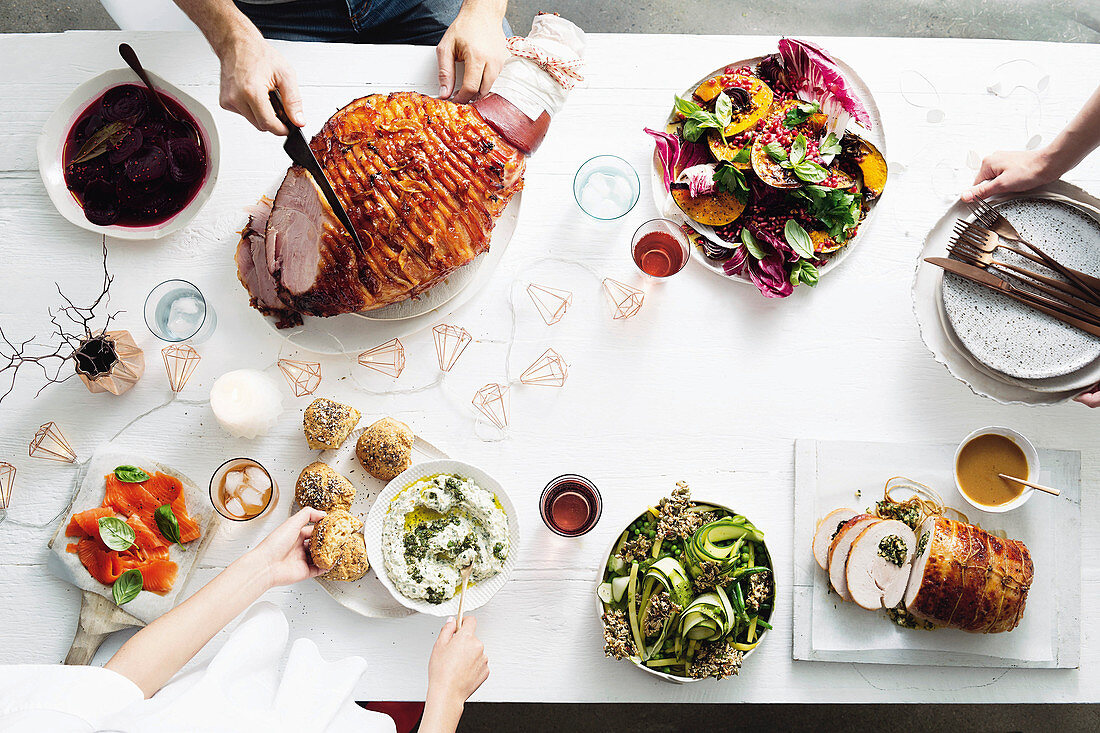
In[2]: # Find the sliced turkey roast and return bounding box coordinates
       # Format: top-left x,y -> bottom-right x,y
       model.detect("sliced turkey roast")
812,508 -> 857,570
845,519 -> 916,611
827,514 -> 878,602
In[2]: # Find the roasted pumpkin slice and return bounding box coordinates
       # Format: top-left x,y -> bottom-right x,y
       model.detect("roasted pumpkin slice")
670,183 -> 745,227
750,138 -> 800,189
810,230 -> 844,254
707,131 -> 752,169
842,134 -> 888,198
693,74 -> 740,103
721,76 -> 774,137
827,165 -> 857,190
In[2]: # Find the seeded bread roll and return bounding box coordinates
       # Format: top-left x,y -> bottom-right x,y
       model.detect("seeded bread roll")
295,461 -> 355,512
309,508 -> 363,571
323,533 -> 369,581
356,417 -> 415,480
304,398 -> 361,450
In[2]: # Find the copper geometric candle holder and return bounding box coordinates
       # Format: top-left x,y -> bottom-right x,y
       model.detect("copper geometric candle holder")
527,283 -> 573,325
29,422 -> 76,463
0,463 -> 15,517
162,343 -> 201,392
434,324 -> 472,372
76,330 -> 146,396
358,338 -> 406,378
602,279 -> 644,320
278,358 -> 322,397
520,348 -> 568,387
472,383 -> 509,429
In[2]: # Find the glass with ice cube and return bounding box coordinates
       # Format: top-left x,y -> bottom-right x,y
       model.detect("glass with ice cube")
573,155 -> 640,220
144,279 -> 217,343
210,458 -> 278,521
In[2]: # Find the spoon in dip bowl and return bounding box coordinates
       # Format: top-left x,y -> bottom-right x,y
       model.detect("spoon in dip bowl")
998,473 -> 1061,497
455,563 -> 474,628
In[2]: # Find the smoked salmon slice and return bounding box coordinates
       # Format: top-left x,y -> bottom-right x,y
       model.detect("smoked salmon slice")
63,466 -> 200,600
65,507 -> 114,537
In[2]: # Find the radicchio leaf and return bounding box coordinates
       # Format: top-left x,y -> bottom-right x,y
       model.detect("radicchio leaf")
677,163 -> 718,198
101,84 -> 150,123
778,38 -> 871,130
166,138 -> 206,183
745,251 -> 794,298
644,127 -> 710,192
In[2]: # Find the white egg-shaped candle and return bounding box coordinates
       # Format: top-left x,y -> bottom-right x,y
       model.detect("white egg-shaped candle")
210,369 -> 284,439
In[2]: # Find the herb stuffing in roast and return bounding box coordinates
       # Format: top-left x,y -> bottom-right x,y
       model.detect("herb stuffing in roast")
602,609 -> 635,660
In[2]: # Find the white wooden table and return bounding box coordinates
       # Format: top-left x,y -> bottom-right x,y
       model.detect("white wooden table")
1,31 -> 1098,703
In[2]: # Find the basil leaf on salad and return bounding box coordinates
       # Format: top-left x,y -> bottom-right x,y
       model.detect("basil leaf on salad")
791,161 -> 829,184
154,504 -> 185,549
741,228 -> 766,260
98,516 -> 135,552
784,219 -> 815,259
764,142 -> 787,162
789,134 -> 807,166
114,465 -> 149,483
673,95 -> 703,118
713,92 -> 734,129
783,101 -> 820,127
795,186 -> 860,238
674,96 -> 728,143
730,147 -> 751,164
818,132 -> 842,157
713,163 -> 749,203
790,259 -> 820,287
112,568 -> 143,606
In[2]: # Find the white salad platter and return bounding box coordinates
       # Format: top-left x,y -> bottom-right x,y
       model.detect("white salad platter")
364,459 -> 520,617
651,53 -> 886,285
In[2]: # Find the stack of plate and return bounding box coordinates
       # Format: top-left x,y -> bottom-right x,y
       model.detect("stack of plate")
914,186 -> 1100,405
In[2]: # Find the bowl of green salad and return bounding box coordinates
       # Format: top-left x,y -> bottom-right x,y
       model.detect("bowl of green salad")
596,482 -> 775,683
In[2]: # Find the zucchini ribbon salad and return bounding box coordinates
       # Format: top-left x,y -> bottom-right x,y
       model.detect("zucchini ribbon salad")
647,38 -> 887,298
599,484 -> 774,680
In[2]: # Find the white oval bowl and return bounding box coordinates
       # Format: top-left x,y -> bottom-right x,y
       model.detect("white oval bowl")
953,426 -> 1040,514
37,68 -> 220,240
594,497 -> 774,684
364,459 -> 520,617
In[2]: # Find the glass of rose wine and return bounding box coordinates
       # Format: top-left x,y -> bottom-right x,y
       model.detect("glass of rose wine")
540,474 -> 602,537
630,218 -> 690,278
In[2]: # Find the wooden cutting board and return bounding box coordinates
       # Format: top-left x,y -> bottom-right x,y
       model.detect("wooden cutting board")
47,448 -> 218,665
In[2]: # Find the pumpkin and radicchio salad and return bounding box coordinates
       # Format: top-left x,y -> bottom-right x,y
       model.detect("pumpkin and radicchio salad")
647,39 -> 887,298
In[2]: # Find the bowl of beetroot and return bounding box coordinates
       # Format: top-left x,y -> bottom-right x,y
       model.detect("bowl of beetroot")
37,68 -> 219,239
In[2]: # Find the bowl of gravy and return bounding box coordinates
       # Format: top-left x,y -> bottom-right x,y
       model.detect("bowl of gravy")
954,427 -> 1040,513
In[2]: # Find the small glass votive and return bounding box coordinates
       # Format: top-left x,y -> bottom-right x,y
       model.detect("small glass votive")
573,155 -> 640,220
540,474 -> 602,537
631,218 -> 690,278
210,457 -> 278,522
145,279 -> 217,343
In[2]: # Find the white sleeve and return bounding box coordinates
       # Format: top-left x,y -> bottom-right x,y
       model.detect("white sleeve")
0,664 -> 144,733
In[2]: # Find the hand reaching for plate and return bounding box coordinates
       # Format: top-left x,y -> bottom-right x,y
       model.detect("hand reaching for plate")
1074,384 -> 1100,408
961,150 -> 1060,203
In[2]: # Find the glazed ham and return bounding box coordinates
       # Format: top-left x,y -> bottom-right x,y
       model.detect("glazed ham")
904,517 -> 1033,633
238,92 -> 525,323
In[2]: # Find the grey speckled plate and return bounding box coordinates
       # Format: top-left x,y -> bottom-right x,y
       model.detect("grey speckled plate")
941,198 -> 1100,379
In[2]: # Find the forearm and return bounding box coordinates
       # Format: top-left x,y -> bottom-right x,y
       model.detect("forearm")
419,691 -> 464,733
104,553 -> 272,698
172,0 -> 261,57
1043,84 -> 1100,176
458,0 -> 507,23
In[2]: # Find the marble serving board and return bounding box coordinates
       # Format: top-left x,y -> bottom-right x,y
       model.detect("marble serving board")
792,439 -> 1080,668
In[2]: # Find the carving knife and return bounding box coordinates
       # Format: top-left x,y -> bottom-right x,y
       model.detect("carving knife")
926,257 -> 1100,337
268,89 -> 365,256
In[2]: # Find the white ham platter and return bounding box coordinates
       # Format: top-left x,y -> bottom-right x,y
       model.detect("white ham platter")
792,438 -> 1080,668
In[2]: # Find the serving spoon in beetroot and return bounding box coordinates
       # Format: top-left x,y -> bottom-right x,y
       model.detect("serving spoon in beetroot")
118,43 -> 199,142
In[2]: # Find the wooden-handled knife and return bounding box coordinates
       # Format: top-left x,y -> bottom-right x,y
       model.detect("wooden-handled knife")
926,257 -> 1100,338
268,89 -> 365,256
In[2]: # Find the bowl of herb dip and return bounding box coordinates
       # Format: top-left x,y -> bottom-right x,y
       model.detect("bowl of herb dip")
365,459 -> 519,616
